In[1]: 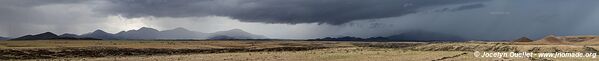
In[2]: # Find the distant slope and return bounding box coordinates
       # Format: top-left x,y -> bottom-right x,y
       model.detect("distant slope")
115,27 -> 208,39
115,27 -> 161,39
208,35 -> 238,40
11,32 -> 60,40
208,29 -> 268,39
59,33 -> 82,38
157,27 -> 207,39
0,36 -> 10,40
8,27 -> 268,40
80,30 -> 121,40
512,37 -> 533,42
532,35 -> 570,45
11,32 -> 100,40
387,31 -> 465,41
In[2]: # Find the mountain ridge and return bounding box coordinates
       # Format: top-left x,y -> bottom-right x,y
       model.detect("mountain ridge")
12,32 -> 101,40
209,29 -> 268,39
81,30 -> 120,39
8,27 -> 268,40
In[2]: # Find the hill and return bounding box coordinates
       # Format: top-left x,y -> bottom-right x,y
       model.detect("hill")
115,27 -> 162,39
0,36 -> 10,40
11,32 -> 61,40
155,27 -> 207,39
530,35 -> 569,45
11,32 -> 100,40
208,29 -> 268,39
80,30 -> 121,40
386,31 -> 465,41
8,27 -> 268,40
115,27 -> 208,39
512,37 -> 533,42
59,33 -> 82,38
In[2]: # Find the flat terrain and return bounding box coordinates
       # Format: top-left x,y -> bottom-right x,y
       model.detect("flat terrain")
1,40 -> 599,61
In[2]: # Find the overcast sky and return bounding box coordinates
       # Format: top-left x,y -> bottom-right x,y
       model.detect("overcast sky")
2,0 -> 599,40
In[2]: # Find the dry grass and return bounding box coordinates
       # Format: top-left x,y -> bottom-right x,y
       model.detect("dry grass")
22,47 -> 467,61
3,40 -> 599,61
0,40 -> 352,49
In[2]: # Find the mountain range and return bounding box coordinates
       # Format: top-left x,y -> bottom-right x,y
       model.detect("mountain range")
10,32 -> 100,40
386,31 -> 465,41
309,30 -> 466,41
208,29 -> 267,39
10,27 -> 268,40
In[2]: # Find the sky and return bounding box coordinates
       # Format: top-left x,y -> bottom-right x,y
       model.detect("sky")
2,0 -> 599,40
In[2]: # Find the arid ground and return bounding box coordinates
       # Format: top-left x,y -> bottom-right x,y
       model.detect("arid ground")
1,40 -> 599,61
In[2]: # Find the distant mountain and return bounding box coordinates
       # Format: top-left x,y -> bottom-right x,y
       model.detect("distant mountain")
308,31 -> 466,41
9,27 -> 268,40
80,30 -> 120,40
0,36 -> 10,40
59,33 -> 81,38
208,29 -> 267,39
365,37 -> 391,40
309,36 -> 364,41
158,27 -> 207,39
11,32 -> 100,40
12,32 -> 60,40
513,37 -> 533,42
387,31 -> 465,41
115,27 -> 161,39
208,35 -> 238,40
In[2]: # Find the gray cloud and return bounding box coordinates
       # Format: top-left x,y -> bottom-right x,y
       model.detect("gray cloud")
102,0 -> 488,25
0,0 -> 111,37
335,0 -> 599,40
0,0 -> 84,7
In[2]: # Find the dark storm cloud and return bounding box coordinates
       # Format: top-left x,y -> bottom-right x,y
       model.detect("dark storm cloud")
0,0 -> 102,37
434,3 -> 485,12
103,0 -> 488,25
4,0 -> 599,40
356,0 -> 599,40
0,0 -> 84,7
0,0 -> 87,23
